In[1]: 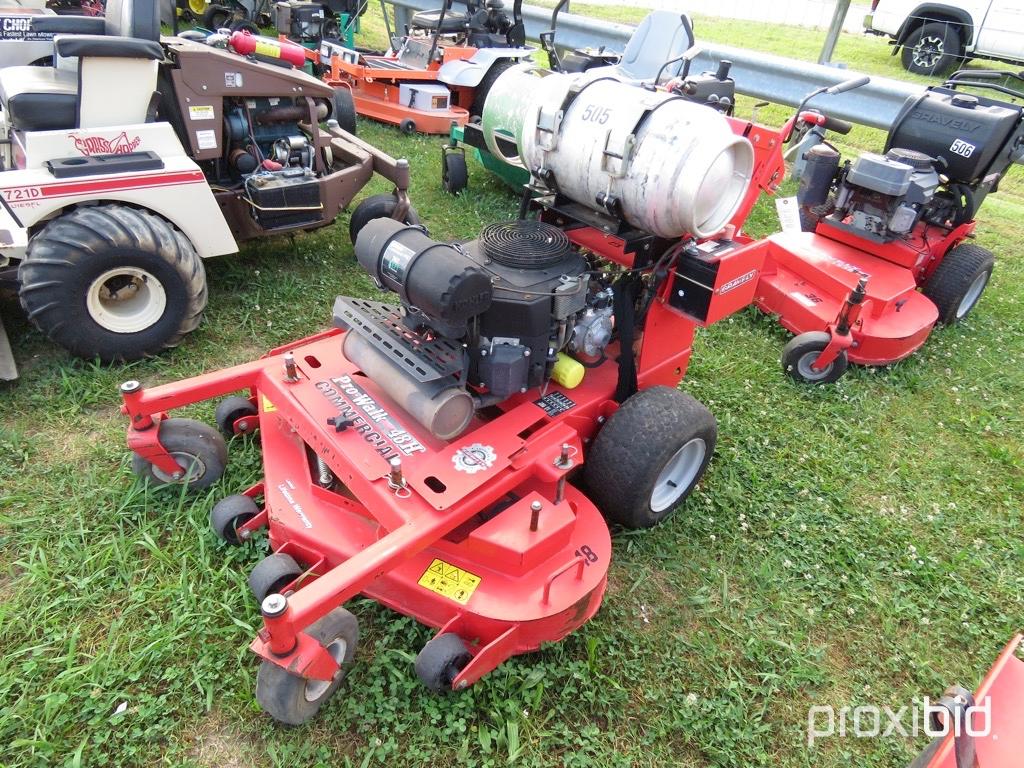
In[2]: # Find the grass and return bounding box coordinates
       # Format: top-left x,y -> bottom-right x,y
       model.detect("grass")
2,6 -> 1023,768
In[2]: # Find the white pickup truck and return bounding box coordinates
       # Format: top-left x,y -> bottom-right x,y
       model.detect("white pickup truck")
865,1 -> 1024,75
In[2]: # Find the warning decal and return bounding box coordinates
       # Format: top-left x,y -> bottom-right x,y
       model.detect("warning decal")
261,394 -> 277,412
417,559 -> 481,605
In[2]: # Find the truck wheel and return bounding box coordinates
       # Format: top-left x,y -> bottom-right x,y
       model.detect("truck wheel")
782,331 -> 849,384
584,386 -> 717,529
348,194 -> 422,245
18,205 -> 206,363
922,243 -> 994,324
901,21 -> 962,76
256,608 -> 359,726
130,418 -> 228,490
469,59 -> 516,118
331,87 -> 358,136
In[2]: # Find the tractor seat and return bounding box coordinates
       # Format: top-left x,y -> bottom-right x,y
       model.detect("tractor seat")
0,67 -> 78,131
410,8 -> 468,34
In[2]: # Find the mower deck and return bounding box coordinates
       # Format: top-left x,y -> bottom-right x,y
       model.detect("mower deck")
756,230 -> 938,365
125,329 -> 614,686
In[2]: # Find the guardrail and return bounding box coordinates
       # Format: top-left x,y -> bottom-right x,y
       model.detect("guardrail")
386,0 -> 922,130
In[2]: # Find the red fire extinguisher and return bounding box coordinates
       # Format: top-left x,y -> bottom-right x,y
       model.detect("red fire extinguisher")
229,31 -> 307,69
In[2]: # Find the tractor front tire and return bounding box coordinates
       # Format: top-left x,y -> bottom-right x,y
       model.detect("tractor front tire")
782,331 -> 849,385
130,418 -> 228,490
348,194 -> 421,245
922,243 -> 993,325
584,386 -> 717,529
256,608 -> 359,725
19,205 -> 206,363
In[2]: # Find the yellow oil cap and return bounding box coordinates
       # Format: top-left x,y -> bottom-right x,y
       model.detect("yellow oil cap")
551,352 -> 585,389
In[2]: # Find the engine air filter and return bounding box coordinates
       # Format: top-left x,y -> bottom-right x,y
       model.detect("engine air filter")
480,220 -> 571,269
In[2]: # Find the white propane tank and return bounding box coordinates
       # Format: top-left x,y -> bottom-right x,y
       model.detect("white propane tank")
514,73 -> 754,239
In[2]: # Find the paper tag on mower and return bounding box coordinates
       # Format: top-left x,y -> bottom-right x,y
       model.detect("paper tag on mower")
775,196 -> 802,233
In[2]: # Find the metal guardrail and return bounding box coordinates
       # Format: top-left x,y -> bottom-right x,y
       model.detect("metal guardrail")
386,0 -> 923,130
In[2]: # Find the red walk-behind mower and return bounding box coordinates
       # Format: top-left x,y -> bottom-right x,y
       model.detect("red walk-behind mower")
118,75 -> 789,723
757,69 -> 1024,384
909,635 -> 1024,768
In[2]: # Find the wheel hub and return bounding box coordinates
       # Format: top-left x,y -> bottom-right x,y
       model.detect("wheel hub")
956,270 -> 989,319
150,451 -> 206,484
650,438 -> 707,513
304,639 -> 347,701
796,350 -> 833,381
913,35 -> 944,68
86,267 -> 167,334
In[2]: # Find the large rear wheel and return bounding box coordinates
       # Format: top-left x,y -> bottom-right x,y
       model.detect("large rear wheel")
922,243 -> 994,325
18,205 -> 206,363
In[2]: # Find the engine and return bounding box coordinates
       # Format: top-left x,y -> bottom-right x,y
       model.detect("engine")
219,97 -> 329,229
798,85 -> 1024,242
341,218 -> 617,439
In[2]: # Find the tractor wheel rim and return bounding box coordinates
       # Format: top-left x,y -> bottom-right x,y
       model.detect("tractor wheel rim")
150,451 -> 205,484
86,267 -> 167,334
797,350 -> 832,381
956,271 -> 989,319
913,36 -> 944,68
650,438 -> 707,513
304,639 -> 347,701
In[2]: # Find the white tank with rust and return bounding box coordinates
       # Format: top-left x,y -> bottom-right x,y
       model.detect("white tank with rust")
486,67 -> 755,239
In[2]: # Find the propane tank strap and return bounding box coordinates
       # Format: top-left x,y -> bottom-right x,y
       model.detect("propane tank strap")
613,272 -> 642,403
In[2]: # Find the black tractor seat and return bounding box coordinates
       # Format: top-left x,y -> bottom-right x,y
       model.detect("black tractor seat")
0,67 -> 78,131
410,8 -> 468,33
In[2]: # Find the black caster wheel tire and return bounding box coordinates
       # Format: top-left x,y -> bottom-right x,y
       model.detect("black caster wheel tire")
249,552 -> 304,604
782,331 -> 849,385
256,608 -> 359,725
331,86 -> 357,135
130,418 -> 227,490
398,118 -> 416,135
348,193 -> 422,246
415,633 -> 472,693
922,243 -> 994,325
441,150 -> 468,195
584,386 -> 716,529
210,494 -> 259,544
214,395 -> 258,438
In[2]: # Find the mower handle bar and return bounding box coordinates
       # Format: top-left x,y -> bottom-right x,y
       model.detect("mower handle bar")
945,69 -> 1024,102
826,75 -> 870,95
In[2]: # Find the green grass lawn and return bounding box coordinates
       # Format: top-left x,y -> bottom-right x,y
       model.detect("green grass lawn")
1,6 -> 1023,768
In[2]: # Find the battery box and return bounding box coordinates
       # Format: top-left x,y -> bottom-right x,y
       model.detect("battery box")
247,167 -> 323,230
398,83 -> 451,112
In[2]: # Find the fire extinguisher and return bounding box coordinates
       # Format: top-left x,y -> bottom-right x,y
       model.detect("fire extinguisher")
229,31 -> 307,68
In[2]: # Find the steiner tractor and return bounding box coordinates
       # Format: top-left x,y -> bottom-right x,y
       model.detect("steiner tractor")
118,73 -> 800,723
756,70 -> 1023,384
0,0 -> 418,380
316,0 -> 532,134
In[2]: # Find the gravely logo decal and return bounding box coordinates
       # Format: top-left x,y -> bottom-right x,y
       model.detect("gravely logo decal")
719,269 -> 758,294
316,376 -> 427,460
70,131 -> 142,157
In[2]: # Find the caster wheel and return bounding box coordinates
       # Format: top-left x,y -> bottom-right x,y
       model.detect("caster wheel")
214,395 -> 258,438
782,331 -> 849,385
414,633 -> 471,693
248,553 -> 303,604
399,118 -> 416,135
256,608 -> 359,725
348,193 -> 422,246
210,494 -> 259,544
441,149 -> 468,195
130,418 -> 227,490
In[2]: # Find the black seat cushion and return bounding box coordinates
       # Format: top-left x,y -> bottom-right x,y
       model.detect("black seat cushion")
32,16 -> 107,35
104,0 -> 159,41
0,67 -> 77,131
410,8 -> 468,33
55,34 -> 163,59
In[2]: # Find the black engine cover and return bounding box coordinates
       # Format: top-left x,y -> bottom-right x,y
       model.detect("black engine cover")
886,87 -> 1022,184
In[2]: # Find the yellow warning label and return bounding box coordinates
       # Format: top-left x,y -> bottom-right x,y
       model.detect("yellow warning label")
261,394 -> 277,413
417,559 -> 481,605
187,105 -> 215,121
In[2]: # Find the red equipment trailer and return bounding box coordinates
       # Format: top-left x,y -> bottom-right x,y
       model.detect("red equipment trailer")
756,70 -> 1023,384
